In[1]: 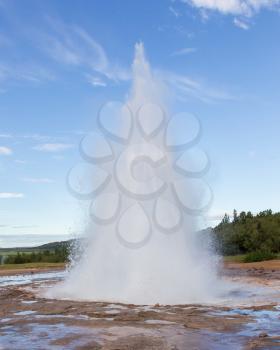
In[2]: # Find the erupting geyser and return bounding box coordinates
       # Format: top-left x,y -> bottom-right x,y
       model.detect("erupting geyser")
48,43 -> 226,305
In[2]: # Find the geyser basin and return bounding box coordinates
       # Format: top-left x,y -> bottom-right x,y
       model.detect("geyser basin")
47,43 -> 226,305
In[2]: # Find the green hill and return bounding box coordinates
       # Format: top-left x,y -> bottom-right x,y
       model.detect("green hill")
0,239 -> 74,255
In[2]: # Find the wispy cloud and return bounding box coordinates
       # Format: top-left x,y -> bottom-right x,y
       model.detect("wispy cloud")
233,18 -> 250,30
41,19 -> 107,70
0,224 -> 39,229
22,177 -> 54,184
0,146 -> 12,155
1,133 -> 64,142
163,71 -> 235,103
33,143 -> 74,152
86,74 -> 107,87
169,5 -> 181,17
15,160 -> 27,164
11,225 -> 39,229
171,47 -> 197,56
0,133 -> 13,138
0,192 -> 24,199
0,61 -> 56,87
37,17 -> 130,84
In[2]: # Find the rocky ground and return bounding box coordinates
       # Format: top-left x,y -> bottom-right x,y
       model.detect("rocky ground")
0,261 -> 279,350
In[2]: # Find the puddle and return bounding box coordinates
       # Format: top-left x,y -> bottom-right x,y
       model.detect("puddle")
0,318 -> 12,323
14,310 -> 37,316
0,322 -> 101,350
21,300 -> 37,305
105,309 -> 121,314
145,319 -> 176,325
0,271 -> 65,287
212,307 -> 280,338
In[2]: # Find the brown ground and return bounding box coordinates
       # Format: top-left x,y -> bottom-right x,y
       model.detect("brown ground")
223,259 -> 280,286
0,261 -> 279,350
0,266 -> 64,277
0,259 -> 279,277
225,259 -> 280,270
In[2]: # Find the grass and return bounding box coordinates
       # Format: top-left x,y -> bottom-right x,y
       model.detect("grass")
243,251 -> 277,263
223,255 -> 245,263
224,253 -> 280,263
0,262 -> 65,270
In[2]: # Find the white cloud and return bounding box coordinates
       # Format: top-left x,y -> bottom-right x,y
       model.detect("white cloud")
22,178 -> 54,184
184,0 -> 249,15
86,74 -> 107,87
1,17 -> 130,90
171,47 -> 197,56
0,192 -> 24,199
182,0 -> 280,28
233,18 -> 250,29
0,146 -> 12,155
33,143 -> 73,152
184,0 -> 280,16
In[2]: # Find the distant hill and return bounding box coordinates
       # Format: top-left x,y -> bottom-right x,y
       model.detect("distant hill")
0,239 -> 75,254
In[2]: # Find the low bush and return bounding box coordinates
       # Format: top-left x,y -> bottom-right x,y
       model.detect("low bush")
243,250 -> 276,263
3,248 -> 69,265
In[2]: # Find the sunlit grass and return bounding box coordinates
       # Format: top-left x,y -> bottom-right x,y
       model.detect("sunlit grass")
0,262 -> 65,270
224,254 -> 280,263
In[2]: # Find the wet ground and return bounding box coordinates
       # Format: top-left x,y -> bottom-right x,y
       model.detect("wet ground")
0,263 -> 279,350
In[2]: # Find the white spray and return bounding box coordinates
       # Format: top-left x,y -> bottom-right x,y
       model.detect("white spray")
48,43 -> 225,305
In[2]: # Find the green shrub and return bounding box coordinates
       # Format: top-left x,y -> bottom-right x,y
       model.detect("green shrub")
213,210 -> 280,256
243,250 -> 276,263
3,248 -> 69,265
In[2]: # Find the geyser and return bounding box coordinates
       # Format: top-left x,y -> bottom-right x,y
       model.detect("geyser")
48,43 -> 225,305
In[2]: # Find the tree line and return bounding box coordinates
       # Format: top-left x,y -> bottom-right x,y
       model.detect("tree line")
213,209 -> 280,260
2,247 -> 69,265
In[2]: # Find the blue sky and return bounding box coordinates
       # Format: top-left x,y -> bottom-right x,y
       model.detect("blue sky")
0,0 -> 280,245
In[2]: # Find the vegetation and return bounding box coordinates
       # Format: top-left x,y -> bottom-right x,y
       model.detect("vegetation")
1,211 -> 279,265
213,209 -> 280,261
243,251 -> 277,263
0,243 -> 70,265
0,262 -> 65,270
